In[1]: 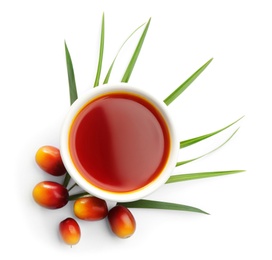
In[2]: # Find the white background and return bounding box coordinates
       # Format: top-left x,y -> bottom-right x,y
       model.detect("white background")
1,0 -> 271,259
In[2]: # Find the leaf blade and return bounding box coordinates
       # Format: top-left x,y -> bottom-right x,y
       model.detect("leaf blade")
176,128 -> 240,167
93,13 -> 105,87
64,41 -> 78,105
121,18 -> 151,83
166,170 -> 245,184
118,199 -> 209,215
103,23 -> 145,84
180,116 -> 244,149
163,58 -> 213,106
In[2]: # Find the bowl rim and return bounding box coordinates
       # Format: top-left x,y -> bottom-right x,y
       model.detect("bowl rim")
60,83 -> 179,202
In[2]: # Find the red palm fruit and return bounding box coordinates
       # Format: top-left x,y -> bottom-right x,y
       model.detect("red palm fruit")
73,197 -> 108,221
35,145 -> 66,176
59,218 -> 81,246
32,181 -> 69,209
107,205 -> 136,238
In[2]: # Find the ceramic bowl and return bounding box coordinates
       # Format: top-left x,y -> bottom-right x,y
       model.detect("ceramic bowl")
60,83 -> 179,202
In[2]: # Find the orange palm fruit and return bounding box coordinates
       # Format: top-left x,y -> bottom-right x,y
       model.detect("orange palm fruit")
73,196 -> 108,221
32,181 -> 69,209
35,145 -> 66,176
59,218 -> 81,246
107,205 -> 136,238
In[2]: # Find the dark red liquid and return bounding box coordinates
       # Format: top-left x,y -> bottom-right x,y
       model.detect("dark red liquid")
69,92 -> 170,193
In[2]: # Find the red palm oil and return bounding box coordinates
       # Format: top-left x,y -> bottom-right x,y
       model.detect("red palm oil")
68,92 -> 170,193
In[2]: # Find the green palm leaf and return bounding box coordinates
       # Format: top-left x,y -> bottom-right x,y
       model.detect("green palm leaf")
180,116 -> 244,149
166,170 -> 245,184
121,18 -> 151,82
118,199 -> 208,215
93,13 -> 105,87
164,58 -> 213,105
176,128 -> 239,167
64,41 -> 78,105
63,41 -> 78,186
103,23 -> 145,84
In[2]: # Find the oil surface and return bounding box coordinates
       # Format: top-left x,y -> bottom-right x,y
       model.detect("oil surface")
69,92 -> 170,192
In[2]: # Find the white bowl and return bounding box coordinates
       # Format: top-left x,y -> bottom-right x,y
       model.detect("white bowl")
60,83 -> 179,202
